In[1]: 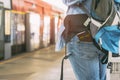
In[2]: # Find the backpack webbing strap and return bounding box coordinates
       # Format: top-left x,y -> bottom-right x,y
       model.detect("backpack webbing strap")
60,5 -> 71,79
60,45 -> 72,80
60,55 -> 67,80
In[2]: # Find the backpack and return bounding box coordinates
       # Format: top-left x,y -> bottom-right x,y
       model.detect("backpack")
91,0 -> 116,26
115,0 -> 120,11
84,0 -> 120,55
115,0 -> 120,3
89,0 -> 117,37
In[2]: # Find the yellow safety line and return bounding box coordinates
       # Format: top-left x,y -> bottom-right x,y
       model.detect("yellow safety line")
11,10 -> 26,14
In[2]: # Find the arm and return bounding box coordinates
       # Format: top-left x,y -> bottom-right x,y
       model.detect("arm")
62,0 -> 86,6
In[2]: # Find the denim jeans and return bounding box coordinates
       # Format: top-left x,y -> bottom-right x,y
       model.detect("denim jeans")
66,36 -> 107,80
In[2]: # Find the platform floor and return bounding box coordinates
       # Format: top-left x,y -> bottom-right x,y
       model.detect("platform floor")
0,45 -> 76,80
0,45 -> 119,80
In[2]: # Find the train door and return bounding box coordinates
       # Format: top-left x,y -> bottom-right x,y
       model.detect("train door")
11,12 -> 26,56
26,12 -> 40,51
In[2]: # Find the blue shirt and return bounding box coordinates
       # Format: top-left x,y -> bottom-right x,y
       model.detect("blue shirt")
62,0 -> 92,15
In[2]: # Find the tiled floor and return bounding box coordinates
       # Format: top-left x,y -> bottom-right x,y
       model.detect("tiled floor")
0,45 -> 120,80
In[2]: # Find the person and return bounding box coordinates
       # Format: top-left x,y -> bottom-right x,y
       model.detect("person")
59,0 -> 107,80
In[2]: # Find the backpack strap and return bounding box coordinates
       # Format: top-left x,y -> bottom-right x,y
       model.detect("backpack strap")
60,48 -> 72,80
60,12 -> 72,80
